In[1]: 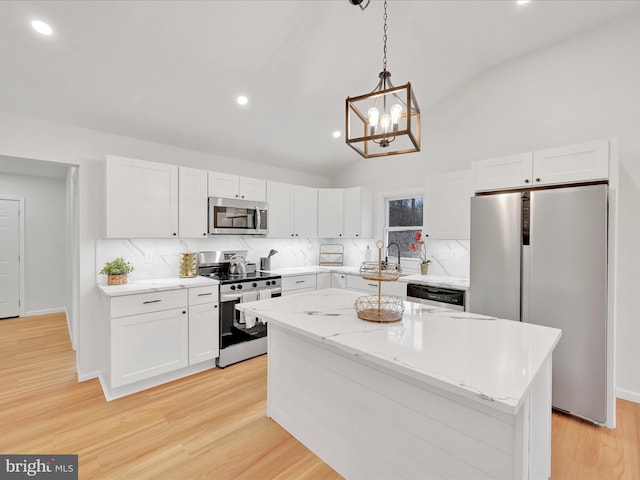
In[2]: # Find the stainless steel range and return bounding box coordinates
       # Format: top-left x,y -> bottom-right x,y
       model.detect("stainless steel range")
197,250 -> 281,368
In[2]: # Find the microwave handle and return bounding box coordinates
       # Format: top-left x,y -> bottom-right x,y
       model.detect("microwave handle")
255,206 -> 261,230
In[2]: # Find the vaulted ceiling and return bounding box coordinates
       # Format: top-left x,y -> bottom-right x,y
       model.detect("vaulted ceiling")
1,0 -> 639,177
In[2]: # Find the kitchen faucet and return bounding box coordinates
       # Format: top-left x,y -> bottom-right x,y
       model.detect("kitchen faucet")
386,242 -> 401,269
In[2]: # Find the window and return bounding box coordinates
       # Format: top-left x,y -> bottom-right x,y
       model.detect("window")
385,195 -> 423,260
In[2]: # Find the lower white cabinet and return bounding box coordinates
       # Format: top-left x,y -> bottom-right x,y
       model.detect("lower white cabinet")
317,272 -> 332,290
331,273 -> 347,289
109,285 -> 219,389
111,307 -> 189,388
346,274 -> 407,297
282,274 -> 317,295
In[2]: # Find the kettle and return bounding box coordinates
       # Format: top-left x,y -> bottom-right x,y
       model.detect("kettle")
229,255 -> 247,275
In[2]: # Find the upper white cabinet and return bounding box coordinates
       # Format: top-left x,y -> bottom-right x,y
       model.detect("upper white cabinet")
178,167 -> 208,238
208,171 -> 266,202
344,187 -> 373,238
105,155 -> 178,238
425,170 -> 473,239
318,189 -> 344,238
318,187 -> 373,239
473,140 -> 609,192
266,182 -> 318,238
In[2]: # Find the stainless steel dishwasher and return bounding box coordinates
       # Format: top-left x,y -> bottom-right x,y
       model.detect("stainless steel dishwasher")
406,284 -> 466,311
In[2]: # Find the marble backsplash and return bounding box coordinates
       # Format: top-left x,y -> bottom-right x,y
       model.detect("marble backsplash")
96,236 -> 470,284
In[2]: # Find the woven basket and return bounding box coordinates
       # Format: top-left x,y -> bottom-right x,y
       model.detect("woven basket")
107,274 -> 128,286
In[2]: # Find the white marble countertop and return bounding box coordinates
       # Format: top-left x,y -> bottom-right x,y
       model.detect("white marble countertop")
237,288 -> 561,414
97,276 -> 219,297
264,266 -> 470,290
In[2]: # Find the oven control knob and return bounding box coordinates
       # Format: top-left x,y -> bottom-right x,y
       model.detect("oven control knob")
237,284 -> 243,290
266,281 -> 271,286
230,285 -> 236,291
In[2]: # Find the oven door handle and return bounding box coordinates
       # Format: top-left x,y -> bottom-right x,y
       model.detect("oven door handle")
221,293 -> 243,302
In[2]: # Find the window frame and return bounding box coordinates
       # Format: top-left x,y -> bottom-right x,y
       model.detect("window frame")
383,192 -> 425,262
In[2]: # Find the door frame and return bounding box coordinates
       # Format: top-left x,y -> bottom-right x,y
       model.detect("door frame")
0,195 -> 25,317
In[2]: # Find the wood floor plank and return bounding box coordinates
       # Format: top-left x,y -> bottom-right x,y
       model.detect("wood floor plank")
1,312 -> 638,479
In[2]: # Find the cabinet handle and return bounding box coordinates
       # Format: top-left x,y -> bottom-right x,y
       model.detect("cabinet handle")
235,194 -> 239,198
198,292 -> 213,296
241,195 -> 245,198
203,233 -> 207,236
524,179 -> 530,184
182,310 -> 186,314
536,177 -> 541,182
367,283 -> 377,287
291,233 -> 294,237
214,305 -> 218,308
143,299 -> 162,304
172,232 -> 177,236
295,280 -> 306,284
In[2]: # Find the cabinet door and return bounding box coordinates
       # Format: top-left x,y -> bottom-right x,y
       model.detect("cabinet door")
425,170 -> 473,239
106,155 -> 178,238
532,140 -> 609,186
267,181 -> 294,238
189,302 -> 219,364
240,177 -> 267,202
208,171 -> 239,199
179,167 -> 208,238
472,153 -> 533,192
318,189 -> 344,238
317,272 -> 331,290
344,187 -> 373,239
111,308 -> 188,387
331,273 -> 347,289
293,186 -> 318,238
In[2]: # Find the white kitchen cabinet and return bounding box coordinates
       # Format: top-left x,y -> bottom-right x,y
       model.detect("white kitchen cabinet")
473,140 -> 609,192
178,167 -> 208,238
318,189 -> 344,238
346,274 -> 407,297
316,272 -> 331,290
105,155 -> 179,238
425,170 -> 473,239
331,273 -> 347,289
472,153 -> 533,192
532,140 -> 609,186
208,171 -> 266,202
110,288 -> 189,388
344,187 -> 373,238
188,285 -> 219,364
282,274 -> 317,296
266,182 -> 318,238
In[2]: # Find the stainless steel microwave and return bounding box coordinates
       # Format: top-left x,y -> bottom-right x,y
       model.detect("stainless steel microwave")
208,197 -> 268,235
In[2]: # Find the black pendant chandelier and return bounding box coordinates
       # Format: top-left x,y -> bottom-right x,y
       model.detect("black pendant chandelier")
345,0 -> 421,158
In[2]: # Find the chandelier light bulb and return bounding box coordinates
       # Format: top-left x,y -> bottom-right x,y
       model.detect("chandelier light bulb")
390,104 -> 402,131
380,113 -> 391,133
367,107 -> 380,135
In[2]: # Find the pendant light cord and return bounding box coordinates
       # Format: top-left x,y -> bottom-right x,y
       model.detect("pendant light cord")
382,0 -> 388,73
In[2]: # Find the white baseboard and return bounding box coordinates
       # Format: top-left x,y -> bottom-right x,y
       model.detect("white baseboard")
77,369 -> 101,382
616,388 -> 640,404
22,307 -> 66,317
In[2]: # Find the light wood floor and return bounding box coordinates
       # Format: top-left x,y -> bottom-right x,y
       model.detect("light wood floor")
1,313 -> 639,479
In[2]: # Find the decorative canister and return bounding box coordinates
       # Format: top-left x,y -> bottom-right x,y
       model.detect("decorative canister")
179,252 -> 197,278
420,262 -> 430,275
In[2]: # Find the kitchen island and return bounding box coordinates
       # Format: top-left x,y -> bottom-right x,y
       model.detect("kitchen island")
237,288 -> 561,479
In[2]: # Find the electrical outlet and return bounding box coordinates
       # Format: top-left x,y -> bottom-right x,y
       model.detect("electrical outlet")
144,251 -> 153,263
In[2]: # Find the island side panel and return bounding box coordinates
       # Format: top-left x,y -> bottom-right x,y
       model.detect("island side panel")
267,324 -> 533,479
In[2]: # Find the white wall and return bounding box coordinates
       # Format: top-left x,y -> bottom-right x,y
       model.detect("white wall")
0,172 -> 67,315
0,112 -> 331,379
334,13 -> 640,401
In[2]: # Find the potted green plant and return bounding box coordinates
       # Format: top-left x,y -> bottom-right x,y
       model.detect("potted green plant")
100,257 -> 134,285
409,231 -> 431,275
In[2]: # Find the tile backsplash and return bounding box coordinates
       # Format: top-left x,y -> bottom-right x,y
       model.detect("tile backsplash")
96,236 -> 469,283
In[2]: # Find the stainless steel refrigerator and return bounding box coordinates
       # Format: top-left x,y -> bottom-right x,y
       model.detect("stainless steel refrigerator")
469,183 -> 608,424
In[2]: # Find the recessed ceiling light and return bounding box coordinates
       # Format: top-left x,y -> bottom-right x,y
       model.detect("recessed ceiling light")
32,20 -> 53,36
236,95 -> 248,106
333,131 -> 342,138
517,0 -> 530,5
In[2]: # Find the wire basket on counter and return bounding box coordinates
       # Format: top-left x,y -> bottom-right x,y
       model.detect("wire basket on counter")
354,240 -> 405,323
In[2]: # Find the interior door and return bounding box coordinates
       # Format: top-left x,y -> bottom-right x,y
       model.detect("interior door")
0,199 -> 20,318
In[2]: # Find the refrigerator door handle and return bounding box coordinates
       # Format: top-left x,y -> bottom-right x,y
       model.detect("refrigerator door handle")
521,245 -> 530,323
